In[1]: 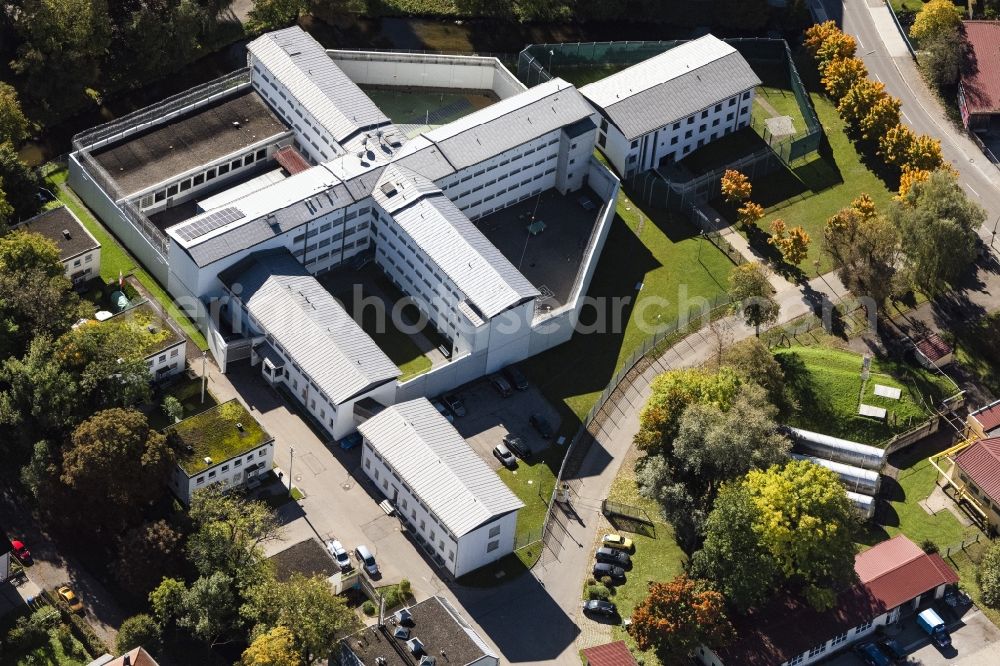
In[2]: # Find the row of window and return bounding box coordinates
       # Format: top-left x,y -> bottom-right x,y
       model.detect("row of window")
786,619 -> 875,665
138,148 -> 269,210
193,446 -> 269,484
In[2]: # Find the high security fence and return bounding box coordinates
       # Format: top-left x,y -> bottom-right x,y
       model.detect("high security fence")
518,38 -> 822,165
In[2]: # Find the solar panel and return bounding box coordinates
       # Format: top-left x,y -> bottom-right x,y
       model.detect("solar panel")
176,206 -> 246,242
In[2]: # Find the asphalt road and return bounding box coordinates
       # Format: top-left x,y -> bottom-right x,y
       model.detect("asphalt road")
817,0 -> 1000,234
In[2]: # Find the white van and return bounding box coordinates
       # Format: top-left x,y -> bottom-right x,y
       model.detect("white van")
355,544 -> 379,577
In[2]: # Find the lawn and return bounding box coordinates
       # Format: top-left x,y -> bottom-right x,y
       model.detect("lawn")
878,456 -> 978,548
7,626 -> 92,666
775,345 -> 957,446
44,165 -> 209,350
725,89 -> 896,275
752,85 -> 810,138
679,127 -> 770,174
497,445 -> 561,550
147,375 -> 219,431
890,0 -> 926,12
522,185 -> 735,424
950,311 -> 1000,396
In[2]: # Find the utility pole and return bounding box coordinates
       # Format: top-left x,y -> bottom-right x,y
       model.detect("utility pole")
288,446 -> 295,497
200,351 -> 207,403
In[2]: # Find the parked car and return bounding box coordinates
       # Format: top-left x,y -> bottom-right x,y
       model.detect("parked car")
917,607 -> 952,649
442,394 -> 466,417
489,374 -> 513,397
326,539 -> 351,571
595,547 -> 631,568
10,540 -> 31,565
855,642 -> 891,666
592,562 -> 625,583
582,599 -> 617,617
339,432 -> 363,451
355,544 -> 380,577
602,534 -> 633,552
432,399 -> 455,423
529,414 -> 553,439
493,443 -> 517,469
502,365 -> 529,391
58,586 -> 84,613
878,639 -> 906,662
503,433 -> 531,460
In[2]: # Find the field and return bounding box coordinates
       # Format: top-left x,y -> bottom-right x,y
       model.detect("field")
10,631 -> 91,666
774,345 -> 957,446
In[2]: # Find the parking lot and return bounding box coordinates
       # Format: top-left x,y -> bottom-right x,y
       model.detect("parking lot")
443,373 -> 564,470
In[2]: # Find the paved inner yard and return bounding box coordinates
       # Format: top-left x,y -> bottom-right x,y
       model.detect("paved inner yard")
475,187 -> 603,312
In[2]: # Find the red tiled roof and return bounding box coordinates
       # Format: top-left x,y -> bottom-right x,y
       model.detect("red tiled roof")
972,403 -> 1000,434
717,536 -> 958,666
914,332 -> 952,362
582,641 -> 638,666
961,22 -> 1000,115
956,437 -> 1000,502
274,145 -> 311,175
105,647 -> 159,666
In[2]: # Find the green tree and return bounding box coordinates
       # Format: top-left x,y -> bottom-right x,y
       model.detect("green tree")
634,366 -> 742,457
9,0 -> 112,115
0,83 -> 31,146
890,168 -> 985,294
241,626 -> 300,666
150,577 -> 188,630
0,335 -> 81,435
114,0 -> 209,86
246,0 -> 305,32
719,337 -> 788,409
162,396 -> 184,423
57,409 -> 174,535
116,614 -> 161,655
179,572 -> 240,646
920,29 -> 964,89
113,520 -> 186,600
187,488 -> 278,587
244,573 -> 360,663
0,143 -> 42,221
55,319 -> 155,409
977,540 -> 1000,608
627,575 -> 733,656
745,460 -> 859,610
823,206 -> 900,309
728,262 -> 779,337
910,0 -> 963,46
692,482 -> 781,611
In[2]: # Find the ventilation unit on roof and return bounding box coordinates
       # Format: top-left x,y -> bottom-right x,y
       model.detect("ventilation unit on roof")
232,121 -> 241,129
62,229 -> 72,240
406,638 -> 425,657
266,213 -> 279,229
375,659 -> 387,666
380,182 -> 398,198
393,626 -> 410,640
418,657 -> 436,666
394,609 -> 413,626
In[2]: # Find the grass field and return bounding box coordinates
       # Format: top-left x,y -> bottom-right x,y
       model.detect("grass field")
8,627 -> 92,666
522,185 -> 735,424
752,85 -> 810,138
44,166 -> 209,350
497,446 -> 560,549
774,345 -> 957,445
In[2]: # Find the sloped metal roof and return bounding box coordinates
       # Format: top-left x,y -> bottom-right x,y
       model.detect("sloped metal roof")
223,249 -> 399,403
961,21 -> 1000,114
955,437 -> 1000,502
387,172 -> 539,319
247,27 -> 390,145
855,535 -> 958,609
579,35 -> 761,141
357,398 -> 523,537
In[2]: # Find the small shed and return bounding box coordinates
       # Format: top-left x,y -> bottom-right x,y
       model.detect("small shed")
582,641 -> 638,666
913,332 -> 953,368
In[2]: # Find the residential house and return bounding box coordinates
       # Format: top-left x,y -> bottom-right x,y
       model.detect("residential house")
106,300 -> 187,381
166,399 -> 275,506
339,595 -> 498,666
87,647 -> 159,666
357,398 -> 524,578
698,535 -> 958,666
966,400 -> 1000,440
959,21 -> 1000,134
951,437 -> 1000,533
17,206 -> 101,288
580,34 -> 761,177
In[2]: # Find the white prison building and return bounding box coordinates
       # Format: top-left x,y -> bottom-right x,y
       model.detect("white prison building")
358,398 -> 524,578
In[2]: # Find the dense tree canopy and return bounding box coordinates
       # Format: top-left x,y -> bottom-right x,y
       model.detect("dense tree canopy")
728,262 -> 779,336
977,541 -> 1000,609
241,626 -> 300,666
627,575 -> 733,656
823,202 -> 900,308
113,520 -> 186,599
909,0 -> 963,46
0,83 -> 31,146
0,142 -> 42,222
187,488 -> 279,587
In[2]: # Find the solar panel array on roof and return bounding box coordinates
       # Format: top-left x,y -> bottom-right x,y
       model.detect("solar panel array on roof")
174,206 -> 245,242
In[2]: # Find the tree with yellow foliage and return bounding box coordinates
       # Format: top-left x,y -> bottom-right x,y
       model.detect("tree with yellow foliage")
241,626 -> 299,666
837,79 -> 888,132
821,56 -> 868,102
737,201 -> 765,228
804,21 -> 841,57
815,32 -> 857,73
910,0 -> 963,46
851,193 -> 878,221
897,166 -> 931,199
907,133 -> 944,172
860,95 -> 901,142
878,124 -> 917,168
768,219 -> 811,265
721,169 -> 752,205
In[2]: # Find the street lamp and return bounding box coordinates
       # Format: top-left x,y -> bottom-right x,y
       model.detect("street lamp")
200,350 -> 207,404
992,215 -> 999,248
548,49 -> 554,76
288,446 -> 295,497
698,229 -> 706,261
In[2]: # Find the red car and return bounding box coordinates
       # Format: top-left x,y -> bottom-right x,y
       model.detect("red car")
11,540 -> 31,564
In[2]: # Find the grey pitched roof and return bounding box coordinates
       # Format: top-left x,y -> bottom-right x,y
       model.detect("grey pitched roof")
383,168 -> 539,319
224,249 -> 399,404
579,35 -> 761,141
358,398 -> 523,538
395,78 -> 594,180
247,26 -> 390,145
18,206 -> 100,260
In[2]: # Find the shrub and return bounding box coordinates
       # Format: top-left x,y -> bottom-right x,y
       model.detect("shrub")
586,584 -> 611,601
600,575 -> 614,587
921,538 -> 939,554
362,600 -> 376,616
398,578 -> 411,596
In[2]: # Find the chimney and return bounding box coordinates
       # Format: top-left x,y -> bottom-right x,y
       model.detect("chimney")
62,229 -> 72,240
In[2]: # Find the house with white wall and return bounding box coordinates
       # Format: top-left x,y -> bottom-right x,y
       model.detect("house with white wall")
105,300 -> 187,381
167,399 -> 275,506
18,206 -> 101,287
580,34 -> 761,178
358,398 -> 523,578
697,535 -> 958,666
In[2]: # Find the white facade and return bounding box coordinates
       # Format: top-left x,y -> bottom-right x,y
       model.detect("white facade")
358,399 -> 523,578
596,90 -> 754,177
64,246 -> 102,286
170,439 -> 275,506
144,339 -> 187,380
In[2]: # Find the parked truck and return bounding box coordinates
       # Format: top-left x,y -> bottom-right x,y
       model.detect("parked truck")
917,608 -> 952,649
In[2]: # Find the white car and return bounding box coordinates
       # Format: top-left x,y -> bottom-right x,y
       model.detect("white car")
326,539 -> 351,571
